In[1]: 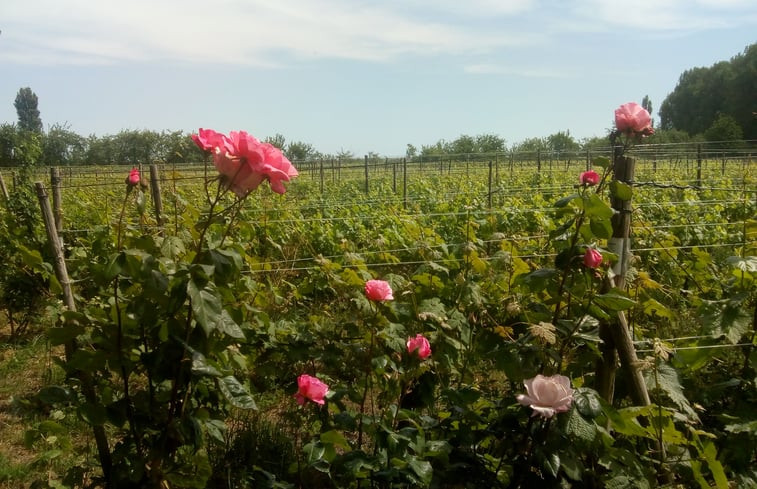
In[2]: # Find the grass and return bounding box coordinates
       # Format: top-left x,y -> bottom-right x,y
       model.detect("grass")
0,318 -> 90,489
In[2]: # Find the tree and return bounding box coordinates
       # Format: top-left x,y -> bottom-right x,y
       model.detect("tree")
0,123 -> 18,166
286,141 -> 317,161
41,123 -> 87,166
641,95 -> 653,119
405,144 -> 417,159
703,113 -> 744,147
264,133 -> 286,150
659,43 -> 756,139
546,131 -> 579,153
14,87 -> 43,134
475,134 -> 506,154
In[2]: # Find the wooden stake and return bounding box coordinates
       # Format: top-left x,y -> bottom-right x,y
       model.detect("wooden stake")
35,181 -> 113,484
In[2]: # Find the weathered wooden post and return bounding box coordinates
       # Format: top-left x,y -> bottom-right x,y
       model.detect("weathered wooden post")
364,155 -> 369,194
596,148 -> 651,406
0,172 -> 9,202
50,167 -> 64,239
35,181 -> 113,484
149,164 -> 164,227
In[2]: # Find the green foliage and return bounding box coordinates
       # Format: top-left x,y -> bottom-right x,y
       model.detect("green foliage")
3,135 -> 754,488
14,87 -> 43,134
659,43 -> 757,139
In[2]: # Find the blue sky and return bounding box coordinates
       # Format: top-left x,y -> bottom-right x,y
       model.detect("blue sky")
1,0 -> 755,156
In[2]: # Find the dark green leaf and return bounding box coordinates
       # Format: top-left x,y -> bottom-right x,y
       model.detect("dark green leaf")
78,402 -> 107,426
217,375 -> 256,410
574,388 -> 602,418
408,457 -> 433,485
554,194 -> 580,208
191,350 -> 222,377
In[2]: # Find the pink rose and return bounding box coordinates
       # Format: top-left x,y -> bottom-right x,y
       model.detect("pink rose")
579,170 -> 600,186
126,167 -> 140,186
365,279 -> 393,301
191,128 -> 298,196
406,334 -> 431,359
614,102 -> 653,136
516,374 -> 574,418
294,374 -> 329,406
583,248 -> 603,268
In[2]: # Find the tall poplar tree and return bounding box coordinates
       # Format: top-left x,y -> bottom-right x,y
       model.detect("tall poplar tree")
14,87 -> 43,133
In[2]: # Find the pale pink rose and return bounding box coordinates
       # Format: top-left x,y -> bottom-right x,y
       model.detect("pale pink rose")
406,334 -> 431,359
294,374 -> 329,406
579,170 -> 600,186
583,248 -> 603,268
516,374 -> 574,418
126,167 -> 140,186
614,102 -> 653,136
191,128 -> 298,196
365,279 -> 393,301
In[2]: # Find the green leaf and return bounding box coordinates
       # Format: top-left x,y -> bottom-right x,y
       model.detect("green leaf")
573,388 -> 602,418
644,362 -> 698,421
78,402 -> 107,426
217,375 -> 256,410
594,291 -> 635,311
407,457 -> 433,485
541,452 -> 560,478
47,325 -> 85,345
321,430 -> 351,450
565,407 -> 596,443
191,350 -> 222,377
560,452 -> 583,481
187,280 -> 244,339
589,217 -> 613,239
203,419 -> 227,444
727,255 -> 757,273
609,180 -> 633,201
584,194 -> 614,219
592,157 -> 610,169
554,194 -> 580,208
35,386 -> 75,405
702,440 -> 729,489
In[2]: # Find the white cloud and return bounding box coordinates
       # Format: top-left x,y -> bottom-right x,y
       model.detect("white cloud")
0,0 -> 536,66
1,0 -> 753,67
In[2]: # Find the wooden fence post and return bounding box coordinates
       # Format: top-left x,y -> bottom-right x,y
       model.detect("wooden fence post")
696,144 -> 702,187
596,150 -> 651,406
50,167 -> 63,235
402,158 -> 407,210
487,160 -> 493,209
149,164 -> 164,227
0,172 -> 9,202
35,181 -> 113,484
319,159 -> 324,195
364,155 -> 369,194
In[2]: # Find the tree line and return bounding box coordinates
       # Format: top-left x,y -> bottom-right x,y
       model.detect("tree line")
2,43 -> 754,168
659,43 -> 756,142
